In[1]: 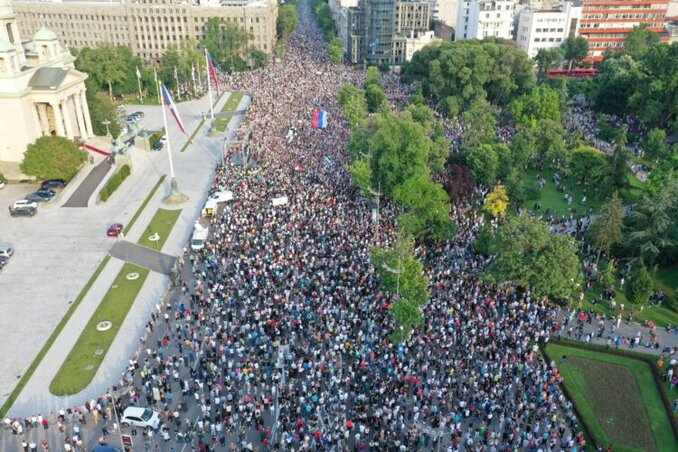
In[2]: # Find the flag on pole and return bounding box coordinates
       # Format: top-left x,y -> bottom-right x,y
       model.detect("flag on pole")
161,84 -> 188,136
205,49 -> 219,96
135,66 -> 141,79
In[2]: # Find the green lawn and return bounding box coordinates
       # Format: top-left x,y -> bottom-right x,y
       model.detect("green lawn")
524,168 -> 604,217
123,175 -> 165,234
50,263 -> 150,396
545,343 -> 677,452
213,92 -> 244,133
137,208 -> 181,250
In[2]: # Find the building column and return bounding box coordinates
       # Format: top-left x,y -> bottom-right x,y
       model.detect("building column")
32,104 -> 43,137
80,90 -> 94,137
61,99 -> 74,140
74,94 -> 87,140
50,101 -> 65,136
37,103 -> 50,136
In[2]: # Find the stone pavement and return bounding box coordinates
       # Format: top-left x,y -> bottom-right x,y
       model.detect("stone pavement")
109,240 -> 176,275
3,91 -> 250,417
62,158 -> 112,207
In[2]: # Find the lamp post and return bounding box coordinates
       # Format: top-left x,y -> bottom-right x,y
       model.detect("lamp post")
106,389 -> 125,450
102,120 -> 111,137
382,261 -> 404,298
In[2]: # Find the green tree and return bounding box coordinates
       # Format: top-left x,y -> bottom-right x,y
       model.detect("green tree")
625,176 -> 678,266
202,17 -> 251,72
535,47 -> 565,78
277,4 -> 298,39
466,144 -> 499,186
429,126 -> 450,174
562,36 -> 589,70
347,158 -> 373,196
590,191 -> 624,264
327,35 -> 344,64
364,66 -> 382,89
610,125 -> 630,190
510,85 -> 562,129
624,23 -> 660,60
569,145 -> 609,185
85,79 -> 121,137
484,215 -> 583,301
644,127 -> 668,161
594,54 -> 641,115
365,83 -> 387,113
393,171 -> 455,240
627,264 -> 653,304
337,84 -> 367,129
74,45 -> 130,99
461,99 -> 497,152
21,136 -> 87,181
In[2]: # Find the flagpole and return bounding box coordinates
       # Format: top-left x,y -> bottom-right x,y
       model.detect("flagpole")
174,67 -> 180,101
160,84 -> 176,185
154,68 -> 161,105
205,48 -> 214,121
191,64 -> 197,98
136,67 -> 144,103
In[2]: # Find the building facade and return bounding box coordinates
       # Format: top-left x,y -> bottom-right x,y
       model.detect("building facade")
11,0 -> 278,62
431,0 -> 458,28
516,1 -> 581,57
0,0 -> 91,174
455,0 -> 516,40
392,29 -> 440,63
578,0 -> 669,62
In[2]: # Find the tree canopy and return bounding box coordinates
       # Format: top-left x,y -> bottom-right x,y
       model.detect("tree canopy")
483,215 -> 583,301
21,136 -> 87,181
401,39 -> 535,115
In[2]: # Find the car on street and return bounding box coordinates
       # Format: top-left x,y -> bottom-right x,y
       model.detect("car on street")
25,192 -> 53,203
41,179 -> 67,190
9,206 -> 37,217
131,111 -> 144,118
36,188 -> 56,199
11,199 -> 38,210
107,223 -> 124,237
0,246 -> 13,259
152,141 -> 164,151
120,407 -> 160,430
126,113 -> 141,123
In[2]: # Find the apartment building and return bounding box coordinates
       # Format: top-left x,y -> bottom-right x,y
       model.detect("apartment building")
396,0 -> 432,31
455,0 -> 516,40
11,0 -> 278,62
516,0 -> 581,57
430,0 -> 458,28
578,0 -> 669,62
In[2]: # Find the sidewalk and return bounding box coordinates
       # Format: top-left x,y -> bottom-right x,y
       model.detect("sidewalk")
6,92 -> 249,417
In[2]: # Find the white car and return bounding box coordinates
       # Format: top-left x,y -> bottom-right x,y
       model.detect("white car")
0,246 -> 13,259
12,199 -> 38,210
0,180 -> 5,189
121,406 -> 160,430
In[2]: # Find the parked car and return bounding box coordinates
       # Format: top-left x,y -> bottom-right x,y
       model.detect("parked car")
0,246 -> 13,258
41,179 -> 66,190
36,188 -> 56,198
0,178 -> 5,189
9,206 -> 37,217
0,255 -> 8,269
120,407 -> 160,430
107,223 -> 124,237
126,113 -> 141,123
131,111 -> 144,118
25,192 -> 52,203
12,199 -> 37,210
152,140 -> 164,151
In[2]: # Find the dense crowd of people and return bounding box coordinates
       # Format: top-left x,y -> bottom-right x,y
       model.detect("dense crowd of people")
4,2 -> 675,451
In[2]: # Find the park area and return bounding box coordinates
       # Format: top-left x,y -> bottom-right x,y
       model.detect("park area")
137,208 -> 181,250
545,343 -> 678,452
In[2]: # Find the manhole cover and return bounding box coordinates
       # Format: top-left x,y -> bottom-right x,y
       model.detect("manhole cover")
126,272 -> 140,280
96,321 -> 113,331
148,232 -> 160,242
94,349 -> 105,356
111,285 -> 118,289
85,365 -> 94,371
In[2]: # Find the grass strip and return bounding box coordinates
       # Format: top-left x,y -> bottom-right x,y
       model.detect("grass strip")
124,175 -> 165,235
137,208 -> 181,250
50,263 -> 150,395
180,90 -> 227,152
546,343 -> 678,451
0,255 -> 111,418
213,92 -> 244,133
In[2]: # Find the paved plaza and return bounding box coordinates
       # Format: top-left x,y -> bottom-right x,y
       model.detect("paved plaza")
0,91 -> 249,416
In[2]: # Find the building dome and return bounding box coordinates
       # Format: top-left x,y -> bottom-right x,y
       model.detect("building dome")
0,38 -> 14,53
33,26 -> 58,41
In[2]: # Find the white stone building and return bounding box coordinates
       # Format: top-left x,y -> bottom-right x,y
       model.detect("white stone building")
0,0 -> 91,173
516,1 -> 581,57
431,0 -> 458,28
393,29 -> 440,64
455,0 -> 516,40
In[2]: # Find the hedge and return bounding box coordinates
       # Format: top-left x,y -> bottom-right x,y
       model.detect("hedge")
149,129 -> 165,149
99,164 -> 131,202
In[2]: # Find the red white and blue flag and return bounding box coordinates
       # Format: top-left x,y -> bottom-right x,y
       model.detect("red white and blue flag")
312,110 -> 328,129
161,84 -> 188,136
206,49 -> 219,97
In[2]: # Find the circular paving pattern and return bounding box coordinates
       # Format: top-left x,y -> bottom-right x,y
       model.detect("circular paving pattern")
96,321 -> 112,331
126,272 -> 140,280
148,232 -> 160,242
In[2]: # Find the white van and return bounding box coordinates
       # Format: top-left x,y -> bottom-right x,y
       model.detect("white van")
121,406 -> 160,430
190,222 -> 208,251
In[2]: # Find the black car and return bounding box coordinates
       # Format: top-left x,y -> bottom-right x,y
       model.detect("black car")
36,188 -> 56,198
41,179 -> 66,190
0,255 -> 8,268
25,192 -> 52,202
9,206 -> 37,217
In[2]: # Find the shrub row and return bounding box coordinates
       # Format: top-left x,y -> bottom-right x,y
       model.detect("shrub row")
149,129 -> 165,149
100,164 -> 131,202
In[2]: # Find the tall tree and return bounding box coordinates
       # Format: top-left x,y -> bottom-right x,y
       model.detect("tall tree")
483,215 -> 583,301
624,23 -> 660,60
610,125 -> 630,190
337,84 -> 367,129
562,36 -> 589,70
277,4 -> 298,39
510,85 -> 563,129
484,185 -> 509,218
21,136 -> 88,181
590,191 -> 624,264
644,128 -> 668,161
535,47 -> 565,78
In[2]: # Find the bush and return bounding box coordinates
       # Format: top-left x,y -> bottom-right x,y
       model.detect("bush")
473,225 -> 494,256
99,164 -> 131,202
149,129 -> 165,149
627,264 -> 653,305
21,136 -> 87,181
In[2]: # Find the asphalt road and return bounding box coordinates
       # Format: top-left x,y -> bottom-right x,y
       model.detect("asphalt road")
109,240 -> 177,275
62,159 -> 113,208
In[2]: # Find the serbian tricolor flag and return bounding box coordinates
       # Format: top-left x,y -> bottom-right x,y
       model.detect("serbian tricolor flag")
312,110 -> 328,129
161,84 -> 188,136
206,49 -> 219,97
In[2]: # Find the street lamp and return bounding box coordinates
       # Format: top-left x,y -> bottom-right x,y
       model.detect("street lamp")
106,389 -> 126,450
382,262 -> 404,298
102,120 -> 111,137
